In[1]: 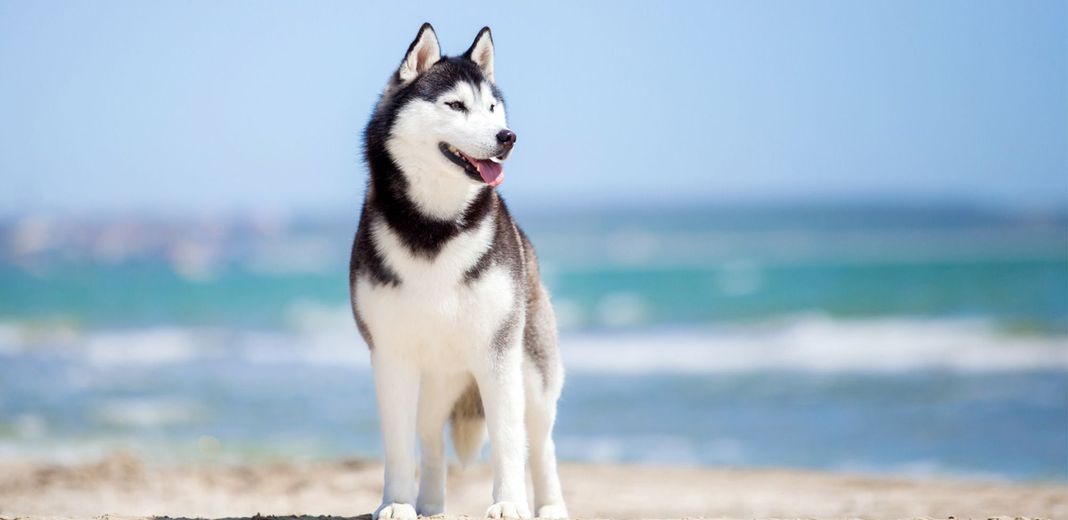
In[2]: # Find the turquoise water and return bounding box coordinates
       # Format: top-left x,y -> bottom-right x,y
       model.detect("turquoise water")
0,206 -> 1066,480
2,257 -> 1064,331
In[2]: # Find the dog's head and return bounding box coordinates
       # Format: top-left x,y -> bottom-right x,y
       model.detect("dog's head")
379,23 -> 514,188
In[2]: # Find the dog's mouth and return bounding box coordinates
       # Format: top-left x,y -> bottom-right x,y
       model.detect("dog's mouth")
439,142 -> 507,187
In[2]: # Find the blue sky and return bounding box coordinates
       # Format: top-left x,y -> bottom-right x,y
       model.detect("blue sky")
0,0 -> 1065,214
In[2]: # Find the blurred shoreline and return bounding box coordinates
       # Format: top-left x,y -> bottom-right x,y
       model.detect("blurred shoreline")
1,205 -> 1065,482
1,317 -> 1065,482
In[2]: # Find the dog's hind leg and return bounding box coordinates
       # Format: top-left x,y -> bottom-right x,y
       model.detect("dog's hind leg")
372,354 -> 420,520
416,373 -> 470,516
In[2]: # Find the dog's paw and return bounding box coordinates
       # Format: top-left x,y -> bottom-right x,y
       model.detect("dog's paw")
374,502 -> 417,520
415,501 -> 444,517
535,504 -> 568,519
485,501 -> 532,519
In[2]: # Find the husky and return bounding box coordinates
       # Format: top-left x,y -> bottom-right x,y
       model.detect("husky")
348,23 -> 568,520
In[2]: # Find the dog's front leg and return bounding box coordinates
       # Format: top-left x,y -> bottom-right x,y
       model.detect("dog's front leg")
372,353 -> 420,520
474,344 -> 531,519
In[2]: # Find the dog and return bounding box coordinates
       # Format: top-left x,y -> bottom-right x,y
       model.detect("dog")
349,23 -> 568,520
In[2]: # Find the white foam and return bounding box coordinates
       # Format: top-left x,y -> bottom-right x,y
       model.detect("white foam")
0,323 -> 22,354
92,397 -> 205,428
562,315 -> 1068,374
0,312 -> 1064,373
85,328 -> 205,367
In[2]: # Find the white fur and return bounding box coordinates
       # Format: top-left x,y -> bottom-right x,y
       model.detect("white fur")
355,218 -> 529,517
356,26 -> 565,520
475,330 -> 530,519
522,282 -> 567,519
386,80 -> 508,219
359,217 -> 509,369
417,373 -> 472,515
525,386 -> 566,520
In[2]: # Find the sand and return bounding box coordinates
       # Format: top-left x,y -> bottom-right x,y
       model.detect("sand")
0,453 -> 1063,520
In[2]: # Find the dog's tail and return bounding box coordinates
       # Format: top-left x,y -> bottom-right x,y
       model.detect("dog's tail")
449,381 -> 486,467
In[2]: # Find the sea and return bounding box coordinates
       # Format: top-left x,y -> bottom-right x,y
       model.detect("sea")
0,204 -> 1065,482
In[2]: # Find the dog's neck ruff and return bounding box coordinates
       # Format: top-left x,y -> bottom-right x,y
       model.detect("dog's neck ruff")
367,149 -> 496,259
401,163 -> 483,220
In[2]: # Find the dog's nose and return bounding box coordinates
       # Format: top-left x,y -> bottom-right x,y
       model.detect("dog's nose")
496,129 -> 517,147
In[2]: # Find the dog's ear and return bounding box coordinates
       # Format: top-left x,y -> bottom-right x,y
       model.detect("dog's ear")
397,23 -> 441,84
463,27 -> 494,83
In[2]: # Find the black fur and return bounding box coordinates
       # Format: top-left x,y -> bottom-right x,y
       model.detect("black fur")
350,204 -> 401,287
357,55 -> 503,262
348,35 -> 518,347
349,24 -> 558,388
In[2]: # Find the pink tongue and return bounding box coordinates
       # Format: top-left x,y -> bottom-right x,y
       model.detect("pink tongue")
474,159 -> 504,186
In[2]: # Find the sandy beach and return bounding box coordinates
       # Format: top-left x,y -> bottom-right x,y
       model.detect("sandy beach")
0,453 -> 1063,520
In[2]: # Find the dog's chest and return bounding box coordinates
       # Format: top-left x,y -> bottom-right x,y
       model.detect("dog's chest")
354,217 -> 516,364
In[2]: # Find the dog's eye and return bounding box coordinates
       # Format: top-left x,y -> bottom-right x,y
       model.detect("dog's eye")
489,103 -> 496,112
445,101 -> 467,112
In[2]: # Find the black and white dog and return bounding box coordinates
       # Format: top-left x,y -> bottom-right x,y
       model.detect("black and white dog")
349,23 -> 567,520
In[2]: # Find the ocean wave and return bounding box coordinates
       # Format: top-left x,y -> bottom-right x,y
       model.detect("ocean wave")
92,397 -> 206,428
0,310 -> 1064,373
564,316 -> 1068,373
